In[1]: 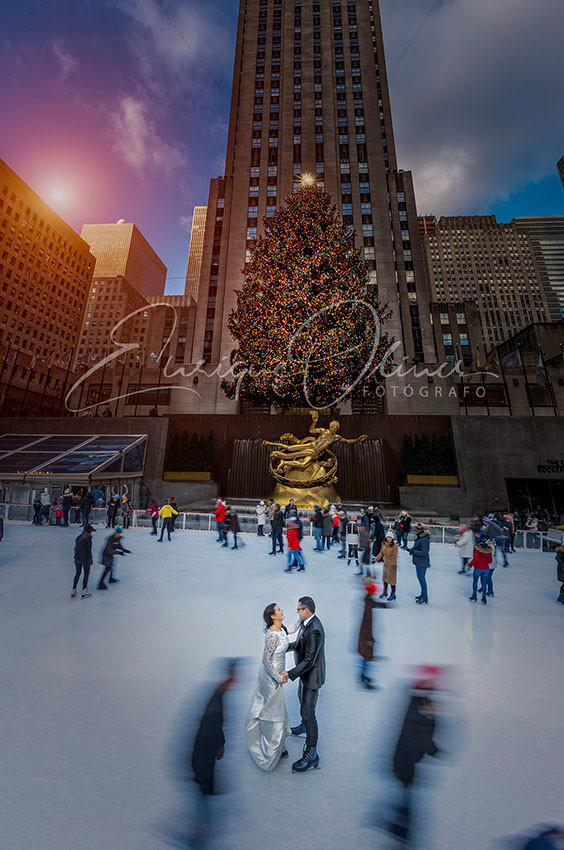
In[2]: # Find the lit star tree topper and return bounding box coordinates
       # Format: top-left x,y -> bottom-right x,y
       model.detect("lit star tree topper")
221,183 -> 394,409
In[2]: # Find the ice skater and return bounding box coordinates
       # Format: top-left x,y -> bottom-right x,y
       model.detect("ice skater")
373,531 -> 398,600
357,579 -> 388,690
158,500 -> 178,542
98,528 -> 131,590
468,535 -> 494,604
283,596 -> 325,772
71,524 -> 95,598
556,545 -> 564,605
383,667 -> 442,844
408,523 -> 430,604
284,518 -> 305,572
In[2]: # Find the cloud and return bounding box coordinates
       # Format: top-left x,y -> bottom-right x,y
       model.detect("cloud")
114,0 -> 235,103
109,95 -> 187,178
52,40 -> 79,79
179,214 -> 193,233
381,0 -> 564,216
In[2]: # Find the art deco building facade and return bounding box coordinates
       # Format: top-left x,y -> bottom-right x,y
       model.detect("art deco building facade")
513,217 -> 564,322
192,0 -> 434,413
0,158 -> 95,415
421,215 -> 550,350
80,222 -> 166,298
185,206 -> 207,300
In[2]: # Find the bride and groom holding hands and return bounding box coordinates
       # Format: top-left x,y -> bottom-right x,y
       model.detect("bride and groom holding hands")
245,595 -> 326,773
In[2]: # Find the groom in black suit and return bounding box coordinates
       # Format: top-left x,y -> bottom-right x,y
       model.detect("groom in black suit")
282,595 -> 326,772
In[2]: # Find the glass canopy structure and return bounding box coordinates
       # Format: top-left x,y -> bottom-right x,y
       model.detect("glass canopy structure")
0,434 -> 147,484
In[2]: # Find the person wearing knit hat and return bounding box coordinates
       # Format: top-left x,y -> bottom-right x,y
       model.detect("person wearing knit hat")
373,531 -> 399,600
467,536 -> 494,604
71,523 -> 96,598
62,488 -> 73,527
407,524 -> 431,604
256,500 -> 267,536
357,578 -> 388,690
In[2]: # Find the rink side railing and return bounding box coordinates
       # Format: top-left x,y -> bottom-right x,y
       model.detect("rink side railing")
0,503 -> 559,551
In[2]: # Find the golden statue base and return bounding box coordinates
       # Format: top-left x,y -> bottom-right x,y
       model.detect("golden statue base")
271,483 -> 341,510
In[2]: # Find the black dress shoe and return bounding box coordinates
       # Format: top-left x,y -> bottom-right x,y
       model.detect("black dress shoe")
291,723 -> 306,736
280,749 -> 289,758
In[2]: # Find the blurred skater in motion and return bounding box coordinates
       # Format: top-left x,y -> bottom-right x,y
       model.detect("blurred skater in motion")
357,578 -> 388,690
523,827 -> 564,848
245,604 -> 300,769
284,518 -> 305,572
454,524 -> 474,573
71,523 -> 95,598
149,503 -> 159,535
383,667 -> 443,844
97,528 -> 131,590
164,660 -> 239,848
556,545 -> 564,605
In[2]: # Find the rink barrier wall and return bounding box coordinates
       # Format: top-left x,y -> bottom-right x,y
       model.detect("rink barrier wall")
0,503 -> 551,551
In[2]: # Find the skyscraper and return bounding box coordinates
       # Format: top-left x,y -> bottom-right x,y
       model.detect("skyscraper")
80,222 -> 166,297
185,206 -> 207,300
192,0 -> 434,413
0,158 -> 95,414
421,215 -> 549,350
513,217 -> 564,322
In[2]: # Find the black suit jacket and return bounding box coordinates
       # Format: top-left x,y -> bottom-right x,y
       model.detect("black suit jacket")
287,615 -> 326,689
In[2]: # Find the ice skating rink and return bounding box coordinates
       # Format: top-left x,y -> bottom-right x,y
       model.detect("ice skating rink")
1,525 -> 562,850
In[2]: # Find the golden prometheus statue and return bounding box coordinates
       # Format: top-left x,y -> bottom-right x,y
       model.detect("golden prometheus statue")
263,411 -> 368,508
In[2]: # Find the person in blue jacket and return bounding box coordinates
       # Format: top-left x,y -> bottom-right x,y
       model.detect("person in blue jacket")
408,522 -> 431,605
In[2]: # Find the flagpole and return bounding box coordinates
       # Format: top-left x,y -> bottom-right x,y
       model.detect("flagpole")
19,351 -> 36,415
115,353 -> 128,417
134,348 -> 145,417
96,349 -> 109,417
155,352 -> 163,412
497,349 -> 512,415
519,346 -> 534,416
0,348 -> 18,416
538,344 -> 558,417
38,352 -> 53,416
57,351 -> 74,416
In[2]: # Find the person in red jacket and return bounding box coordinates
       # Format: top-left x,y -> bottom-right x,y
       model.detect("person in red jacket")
468,535 -> 494,604
284,519 -> 305,573
214,499 -> 226,543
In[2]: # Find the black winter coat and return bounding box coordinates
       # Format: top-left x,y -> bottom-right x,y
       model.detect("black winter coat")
393,695 -> 438,787
101,535 -> 130,566
191,686 -> 226,796
312,508 -> 324,529
556,547 -> 564,583
287,615 -> 326,689
372,518 -> 386,555
80,492 -> 94,514
74,531 -> 93,565
271,509 -> 285,533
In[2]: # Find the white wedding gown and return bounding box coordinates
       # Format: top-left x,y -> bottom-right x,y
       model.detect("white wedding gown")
245,628 -> 291,771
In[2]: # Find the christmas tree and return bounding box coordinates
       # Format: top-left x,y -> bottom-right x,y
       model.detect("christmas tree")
221,184 -> 393,409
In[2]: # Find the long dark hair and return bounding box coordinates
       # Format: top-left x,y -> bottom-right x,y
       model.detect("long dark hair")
263,603 -> 288,633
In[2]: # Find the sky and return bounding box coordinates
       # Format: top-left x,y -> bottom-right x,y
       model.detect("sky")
1,0 -> 563,295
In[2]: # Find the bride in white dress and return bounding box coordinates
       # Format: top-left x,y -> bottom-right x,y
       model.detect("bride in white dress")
245,603 -> 299,771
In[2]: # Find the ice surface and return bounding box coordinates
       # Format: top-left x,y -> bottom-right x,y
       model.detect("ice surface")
0,524 -> 563,850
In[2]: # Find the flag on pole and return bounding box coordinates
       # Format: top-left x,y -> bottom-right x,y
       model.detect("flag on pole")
501,349 -> 523,370
536,353 -> 548,389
